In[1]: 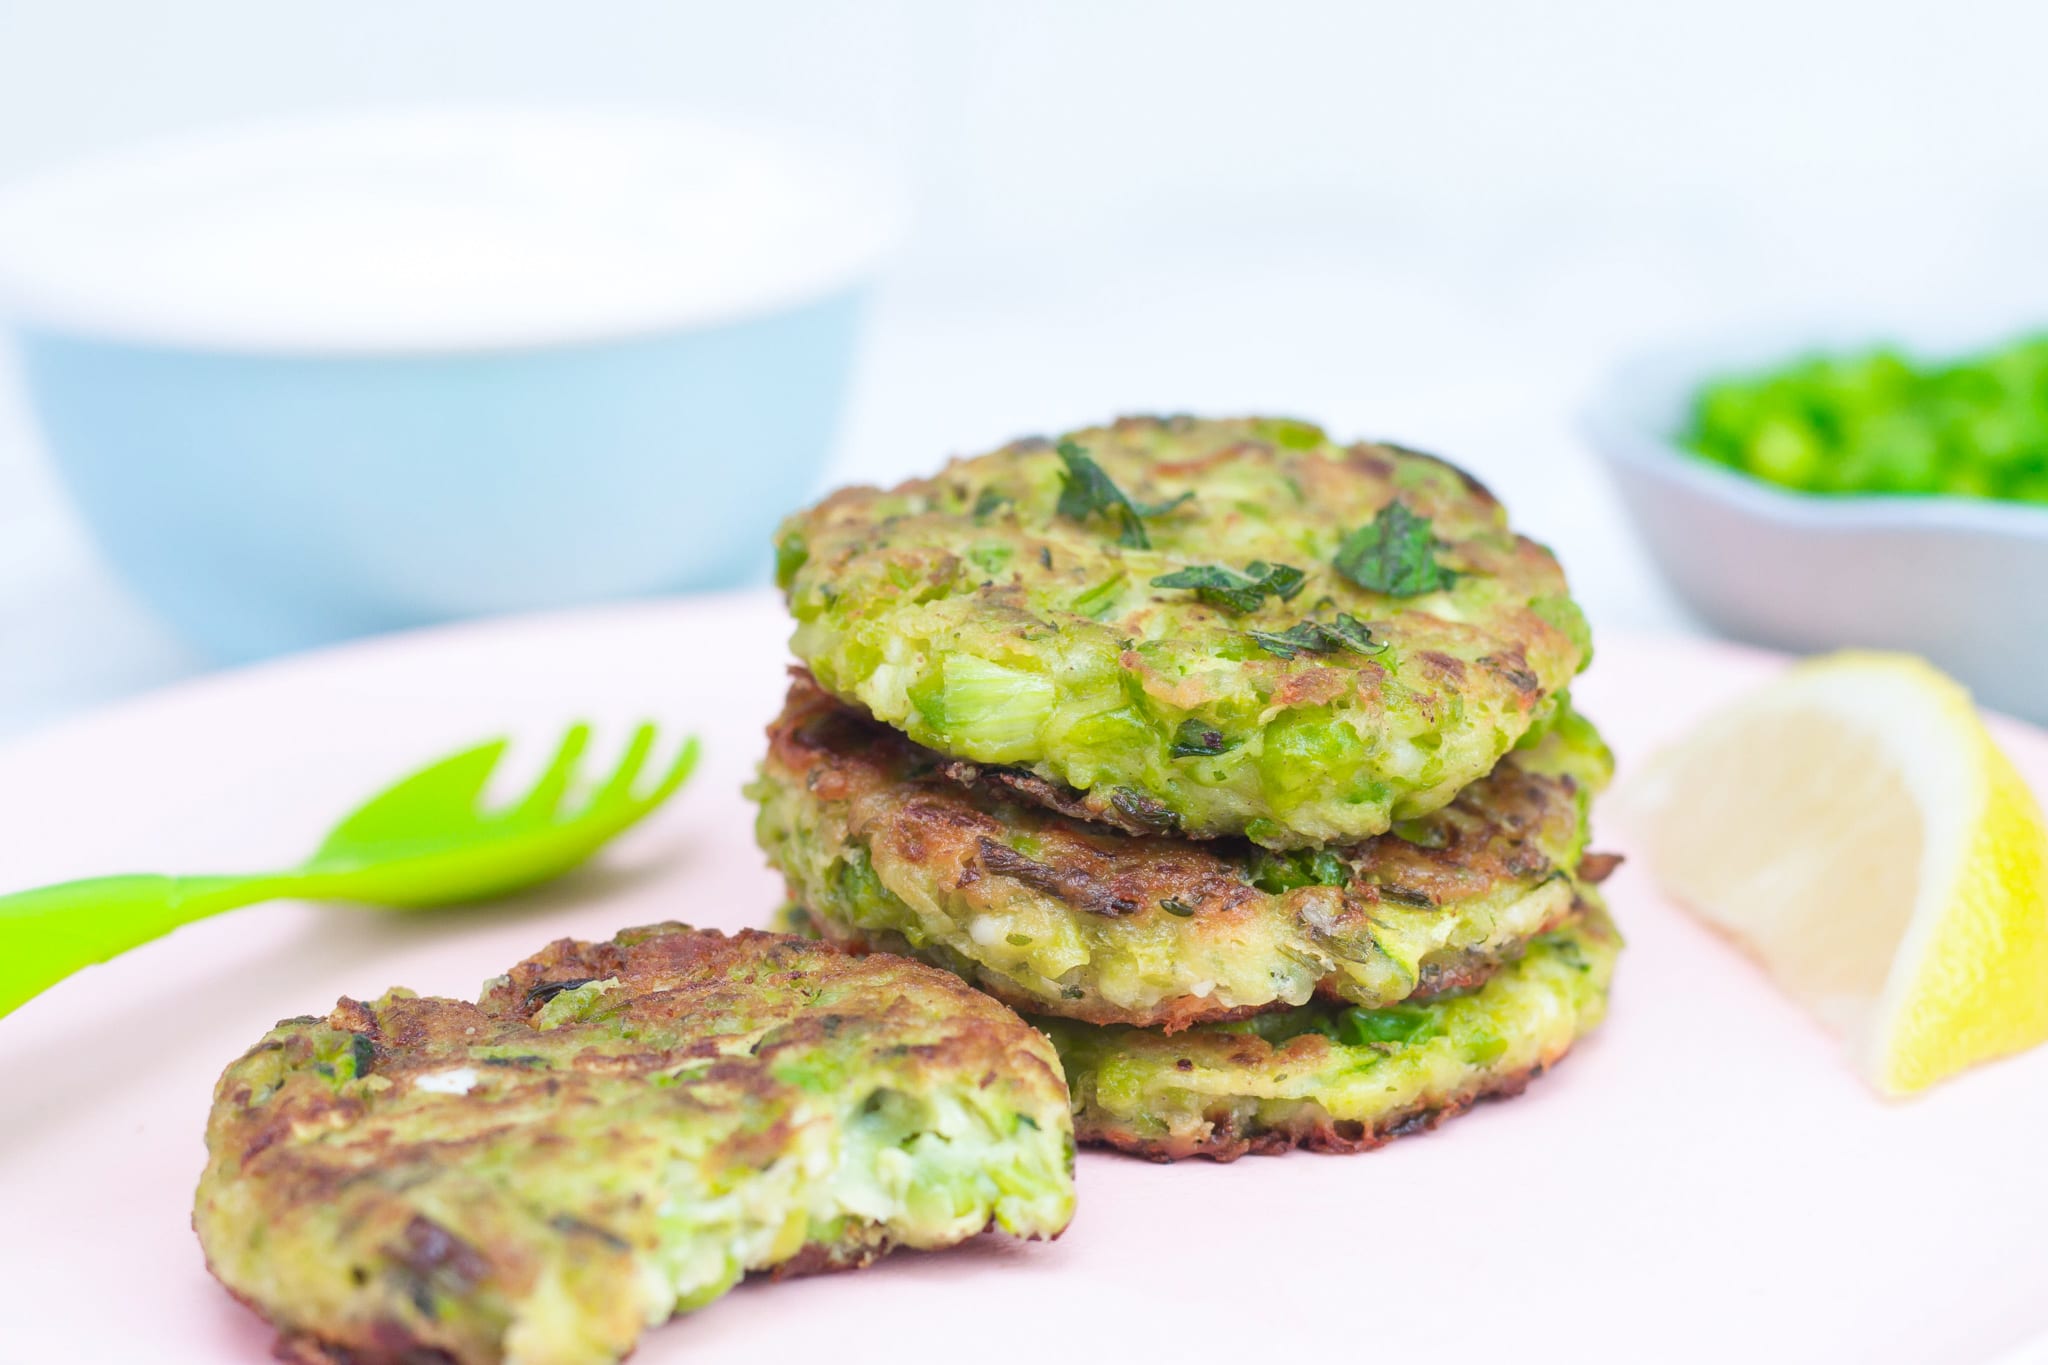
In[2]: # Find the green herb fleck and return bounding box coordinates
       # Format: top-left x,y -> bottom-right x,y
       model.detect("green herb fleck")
1247,622 -> 1321,659
1055,440 -> 1179,549
1333,1004 -> 1443,1048
1170,718 -> 1238,758
1151,560 -> 1307,613
1248,847 -> 1353,894
1248,612 -> 1384,659
1069,570 -> 1128,618
1005,932 -> 1034,947
1159,897 -> 1196,917
1533,930 -> 1590,971
972,487 -> 1013,519
1135,490 -> 1195,517
1333,502 -> 1454,596
1307,850 -> 1351,886
1317,613 -> 1381,654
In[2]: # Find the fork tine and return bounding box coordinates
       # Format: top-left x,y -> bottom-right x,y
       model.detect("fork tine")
314,738 -> 511,857
606,736 -> 704,822
590,723 -> 659,807
639,734 -> 702,808
509,723 -> 592,822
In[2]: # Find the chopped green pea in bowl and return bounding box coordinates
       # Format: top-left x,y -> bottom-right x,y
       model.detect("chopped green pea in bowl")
1584,324 -> 2048,724
1687,337 -> 2048,502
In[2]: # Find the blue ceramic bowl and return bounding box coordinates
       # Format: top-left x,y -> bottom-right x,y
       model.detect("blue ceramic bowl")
0,111 -> 898,660
1584,321 -> 2048,724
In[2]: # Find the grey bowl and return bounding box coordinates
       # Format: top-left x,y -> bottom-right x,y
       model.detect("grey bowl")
1583,330 -> 2048,725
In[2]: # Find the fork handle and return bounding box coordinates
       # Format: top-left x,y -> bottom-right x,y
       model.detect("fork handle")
0,874 -> 264,1018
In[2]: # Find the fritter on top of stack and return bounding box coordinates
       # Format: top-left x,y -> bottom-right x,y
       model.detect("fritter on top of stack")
755,415 -> 1619,1160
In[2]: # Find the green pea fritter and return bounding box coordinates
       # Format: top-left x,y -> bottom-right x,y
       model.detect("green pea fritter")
776,414 -> 1591,849
1037,899 -> 1618,1161
194,924 -> 1074,1365
752,671 -> 1611,1031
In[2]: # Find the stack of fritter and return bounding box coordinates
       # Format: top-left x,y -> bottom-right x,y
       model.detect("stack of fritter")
755,415 -> 1618,1160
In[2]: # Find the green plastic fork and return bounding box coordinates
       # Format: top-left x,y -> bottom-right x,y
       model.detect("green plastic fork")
0,722 -> 699,1018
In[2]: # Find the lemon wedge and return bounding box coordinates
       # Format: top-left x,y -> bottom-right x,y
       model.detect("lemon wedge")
1622,651 -> 2048,1096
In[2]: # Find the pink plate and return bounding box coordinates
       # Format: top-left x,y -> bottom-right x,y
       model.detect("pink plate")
3,590 -> 2046,1364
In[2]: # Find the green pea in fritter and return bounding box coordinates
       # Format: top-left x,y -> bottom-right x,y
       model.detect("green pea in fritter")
776,414 -> 1591,849
753,672 -> 1611,1031
1037,899 -> 1617,1161
194,925 -> 1074,1365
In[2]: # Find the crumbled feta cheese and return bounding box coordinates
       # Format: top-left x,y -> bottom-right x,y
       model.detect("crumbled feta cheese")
414,1068 -> 479,1095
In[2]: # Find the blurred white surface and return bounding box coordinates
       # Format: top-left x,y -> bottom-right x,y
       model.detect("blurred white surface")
3,0 -> 2046,736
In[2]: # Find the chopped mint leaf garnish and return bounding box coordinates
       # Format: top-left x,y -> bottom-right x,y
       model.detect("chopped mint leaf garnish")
1170,718 -> 1238,758
349,1032 -> 376,1079
1131,489 -> 1195,518
1307,849 -> 1351,887
1333,502 -> 1454,596
1054,440 -> 1179,549
1333,1004 -> 1442,1048
1247,847 -> 1353,894
1317,613 -> 1382,654
1150,560 -> 1307,613
1247,612 -> 1384,660
1247,623 -> 1321,659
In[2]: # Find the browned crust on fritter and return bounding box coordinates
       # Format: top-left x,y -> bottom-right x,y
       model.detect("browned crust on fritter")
1577,850 -> 1624,884
1079,1063 -> 1548,1162
1409,937 -> 1531,997
201,925 -> 1070,1365
218,932 -> 1057,1210
475,925 -> 1059,1087
1066,903 -> 1618,1160
272,1324 -> 458,1365
773,672 -> 1577,928
764,671 -> 1586,1029
937,758 -> 1181,838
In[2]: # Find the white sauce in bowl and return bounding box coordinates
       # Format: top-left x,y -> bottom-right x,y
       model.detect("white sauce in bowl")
0,108 -> 904,352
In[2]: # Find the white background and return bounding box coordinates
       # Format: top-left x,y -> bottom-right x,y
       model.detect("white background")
4,0 -> 2047,734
